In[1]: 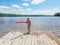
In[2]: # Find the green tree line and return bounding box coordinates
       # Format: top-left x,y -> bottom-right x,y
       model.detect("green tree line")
54,12 -> 60,16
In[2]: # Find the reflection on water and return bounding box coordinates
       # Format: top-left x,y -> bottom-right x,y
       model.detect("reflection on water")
0,17 -> 60,38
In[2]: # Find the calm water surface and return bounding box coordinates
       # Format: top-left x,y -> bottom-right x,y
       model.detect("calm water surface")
0,17 -> 60,38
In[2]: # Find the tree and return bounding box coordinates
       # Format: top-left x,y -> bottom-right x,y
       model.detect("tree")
54,12 -> 60,16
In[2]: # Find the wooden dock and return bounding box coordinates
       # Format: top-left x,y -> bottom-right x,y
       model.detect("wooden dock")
0,30 -> 60,45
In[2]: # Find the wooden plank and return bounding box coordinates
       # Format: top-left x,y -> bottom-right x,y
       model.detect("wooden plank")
0,31 -> 59,45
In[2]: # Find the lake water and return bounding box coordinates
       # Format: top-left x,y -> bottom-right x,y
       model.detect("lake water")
0,17 -> 60,38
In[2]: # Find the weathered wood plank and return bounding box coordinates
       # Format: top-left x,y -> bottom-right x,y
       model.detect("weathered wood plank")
0,31 -> 59,45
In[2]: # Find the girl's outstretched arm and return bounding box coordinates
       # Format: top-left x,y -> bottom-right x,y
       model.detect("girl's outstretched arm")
16,22 -> 27,23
